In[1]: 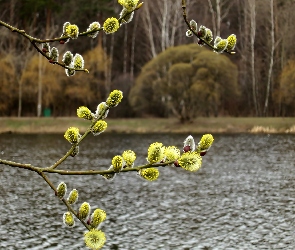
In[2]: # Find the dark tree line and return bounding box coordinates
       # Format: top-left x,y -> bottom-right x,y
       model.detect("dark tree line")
1,0 -> 295,117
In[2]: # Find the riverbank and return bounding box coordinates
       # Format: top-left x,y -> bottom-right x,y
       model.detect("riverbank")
1,117 -> 295,134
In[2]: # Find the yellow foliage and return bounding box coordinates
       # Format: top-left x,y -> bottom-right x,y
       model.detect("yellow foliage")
279,60 -> 295,106
0,54 -> 17,114
130,44 -> 239,120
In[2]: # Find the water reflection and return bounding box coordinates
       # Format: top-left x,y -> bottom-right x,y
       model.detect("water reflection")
0,133 -> 295,249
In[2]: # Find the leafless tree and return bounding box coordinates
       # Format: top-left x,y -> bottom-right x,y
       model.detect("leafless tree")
248,0 -> 259,116
130,14 -> 139,79
140,0 -> 186,59
141,1 -> 157,58
207,0 -> 234,37
123,24 -> 128,74
263,0 -> 275,116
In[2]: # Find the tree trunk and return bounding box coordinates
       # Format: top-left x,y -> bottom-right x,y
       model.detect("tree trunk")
263,0 -> 274,116
18,79 -> 22,117
37,53 -> 42,117
142,1 -> 157,58
161,0 -> 168,52
249,0 -> 259,116
103,33 -> 115,96
123,24 -> 128,74
168,1 -> 178,47
207,0 -> 217,37
108,33 -> 115,92
130,15 -> 138,79
9,0 -> 16,51
216,0 -> 221,37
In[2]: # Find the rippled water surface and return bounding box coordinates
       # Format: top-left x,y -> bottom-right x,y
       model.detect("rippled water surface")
1,133 -> 295,250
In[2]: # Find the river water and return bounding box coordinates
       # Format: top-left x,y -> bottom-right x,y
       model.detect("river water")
0,133 -> 295,250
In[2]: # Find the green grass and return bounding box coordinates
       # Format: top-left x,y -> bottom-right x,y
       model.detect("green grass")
1,117 -> 295,134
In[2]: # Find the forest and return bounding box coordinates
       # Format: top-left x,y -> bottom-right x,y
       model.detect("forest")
1,0 -> 295,118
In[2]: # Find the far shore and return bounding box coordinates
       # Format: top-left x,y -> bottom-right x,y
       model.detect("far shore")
1,117 -> 295,134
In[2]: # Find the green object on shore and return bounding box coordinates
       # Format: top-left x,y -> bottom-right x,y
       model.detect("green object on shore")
43,108 -> 51,117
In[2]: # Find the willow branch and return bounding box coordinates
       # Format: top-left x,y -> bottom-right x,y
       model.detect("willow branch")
44,161 -> 174,175
49,130 -> 91,170
0,158 -> 174,176
0,5 -> 140,43
0,3 -> 142,74
49,111 -> 108,170
30,41 -> 89,73
0,159 -> 40,172
181,0 -> 234,55
39,172 -> 90,230
0,159 -> 91,229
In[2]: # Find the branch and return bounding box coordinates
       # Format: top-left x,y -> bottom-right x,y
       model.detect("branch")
0,158 -> 40,172
0,158 -> 174,176
44,161 -> 175,175
181,0 -> 236,55
49,129 -> 91,169
0,117 -> 213,250
49,111 -> 108,170
39,172 -> 91,230
0,4 -> 142,75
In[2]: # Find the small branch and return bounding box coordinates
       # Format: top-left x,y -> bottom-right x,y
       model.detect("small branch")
50,130 -> 91,169
49,146 -> 76,170
30,41 -> 88,73
0,159 -> 40,172
49,114 -> 106,170
0,5 -> 142,75
39,172 -> 90,230
44,161 -> 174,175
1,158 -> 174,176
181,0 -> 234,55
0,5 -> 141,43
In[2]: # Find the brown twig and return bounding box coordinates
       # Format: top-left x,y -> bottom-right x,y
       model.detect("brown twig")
0,4 -> 143,74
49,111 -> 108,170
39,172 -> 91,230
0,154 -> 173,232
0,158 -> 174,176
181,0 -> 235,55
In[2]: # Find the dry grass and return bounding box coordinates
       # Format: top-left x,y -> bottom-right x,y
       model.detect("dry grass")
249,126 -> 277,133
285,125 -> 295,133
1,117 -> 295,134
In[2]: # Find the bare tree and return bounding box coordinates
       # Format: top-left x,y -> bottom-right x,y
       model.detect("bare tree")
141,0 -> 185,59
37,25 -> 58,117
37,53 -> 43,117
207,0 -> 234,37
141,1 -> 157,58
130,14 -> 139,79
263,0 -> 275,116
123,24 -> 128,74
103,33 -> 115,97
234,0 -> 252,113
207,0 -> 217,37
248,0 -> 259,116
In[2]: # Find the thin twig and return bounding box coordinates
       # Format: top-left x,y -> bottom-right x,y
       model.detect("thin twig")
39,172 -> 90,230
181,0 -> 234,55
49,111 -> 107,170
45,161 -> 174,175
0,159 -> 40,172
49,130 -> 91,169
0,157 -> 174,175
0,6 -> 140,43
0,4 -> 142,74
30,41 -> 89,73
